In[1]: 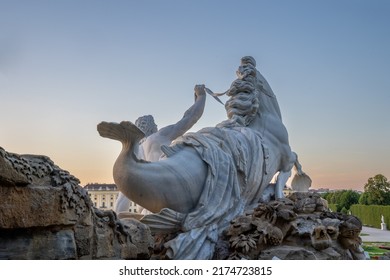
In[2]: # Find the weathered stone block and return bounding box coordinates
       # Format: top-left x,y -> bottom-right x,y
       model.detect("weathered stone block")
122,218 -> 154,259
0,150 -> 29,186
0,185 -> 82,228
0,147 -> 154,260
0,229 -> 77,259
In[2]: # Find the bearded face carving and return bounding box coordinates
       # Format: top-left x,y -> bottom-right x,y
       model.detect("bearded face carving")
311,226 -> 332,250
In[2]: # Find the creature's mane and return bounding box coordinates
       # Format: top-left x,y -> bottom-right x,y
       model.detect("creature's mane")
215,56 -> 283,128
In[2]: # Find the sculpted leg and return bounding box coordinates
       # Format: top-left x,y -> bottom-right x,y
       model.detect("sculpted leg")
274,170 -> 291,198
273,151 -> 297,198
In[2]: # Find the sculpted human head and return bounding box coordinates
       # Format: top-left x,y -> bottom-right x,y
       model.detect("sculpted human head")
135,115 -> 158,137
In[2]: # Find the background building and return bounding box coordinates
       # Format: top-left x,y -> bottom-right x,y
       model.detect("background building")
84,183 -> 139,213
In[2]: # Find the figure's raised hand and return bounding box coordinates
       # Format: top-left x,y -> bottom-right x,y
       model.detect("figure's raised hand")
194,84 -> 206,98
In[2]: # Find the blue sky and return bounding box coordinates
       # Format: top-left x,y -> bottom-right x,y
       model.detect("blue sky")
1,0 -> 389,190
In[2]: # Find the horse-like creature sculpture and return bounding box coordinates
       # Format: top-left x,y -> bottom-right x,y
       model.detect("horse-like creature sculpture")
98,56 -> 310,259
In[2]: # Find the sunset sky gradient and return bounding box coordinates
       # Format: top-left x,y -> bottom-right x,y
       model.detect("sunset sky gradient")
1,0 -> 389,190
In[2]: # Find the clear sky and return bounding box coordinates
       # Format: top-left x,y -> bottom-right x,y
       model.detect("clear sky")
1,0 -> 389,190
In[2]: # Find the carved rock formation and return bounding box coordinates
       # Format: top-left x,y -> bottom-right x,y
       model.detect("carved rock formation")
150,191 -> 368,260
0,147 -> 153,259
214,192 -> 367,260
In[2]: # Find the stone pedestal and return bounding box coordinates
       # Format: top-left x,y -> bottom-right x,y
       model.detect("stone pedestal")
381,223 -> 387,231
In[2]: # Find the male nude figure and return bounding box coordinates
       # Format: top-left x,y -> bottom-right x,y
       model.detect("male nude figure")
114,85 -> 207,215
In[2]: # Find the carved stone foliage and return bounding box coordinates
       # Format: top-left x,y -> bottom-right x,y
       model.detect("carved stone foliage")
0,147 -> 153,259
147,191 -> 367,260
210,192 -> 368,260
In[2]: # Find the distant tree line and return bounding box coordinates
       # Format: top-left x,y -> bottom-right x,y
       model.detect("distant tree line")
350,204 -> 390,228
321,174 -> 390,213
323,190 -> 360,213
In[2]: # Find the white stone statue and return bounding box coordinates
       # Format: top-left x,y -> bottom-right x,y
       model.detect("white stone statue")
114,85 -> 206,216
98,56 -> 310,259
381,215 -> 387,230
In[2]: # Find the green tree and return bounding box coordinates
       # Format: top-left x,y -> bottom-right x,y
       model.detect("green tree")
358,192 -> 369,205
359,174 -> 390,205
331,191 -> 343,206
340,207 -> 348,214
322,192 -> 332,203
339,190 -> 360,210
322,190 -> 360,212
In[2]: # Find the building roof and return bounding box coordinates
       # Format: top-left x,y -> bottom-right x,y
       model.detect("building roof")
84,183 -> 118,191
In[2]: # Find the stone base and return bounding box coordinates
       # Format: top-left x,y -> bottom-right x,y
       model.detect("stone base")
0,147 -> 154,259
381,223 -> 387,231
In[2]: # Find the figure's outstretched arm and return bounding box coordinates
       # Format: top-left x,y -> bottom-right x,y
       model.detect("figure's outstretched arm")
158,84 -> 206,141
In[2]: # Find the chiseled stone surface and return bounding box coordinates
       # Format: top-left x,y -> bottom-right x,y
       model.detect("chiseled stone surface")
149,192 -> 367,260
208,193 -> 368,260
0,185 -> 89,229
0,147 -> 153,259
0,229 -> 77,260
